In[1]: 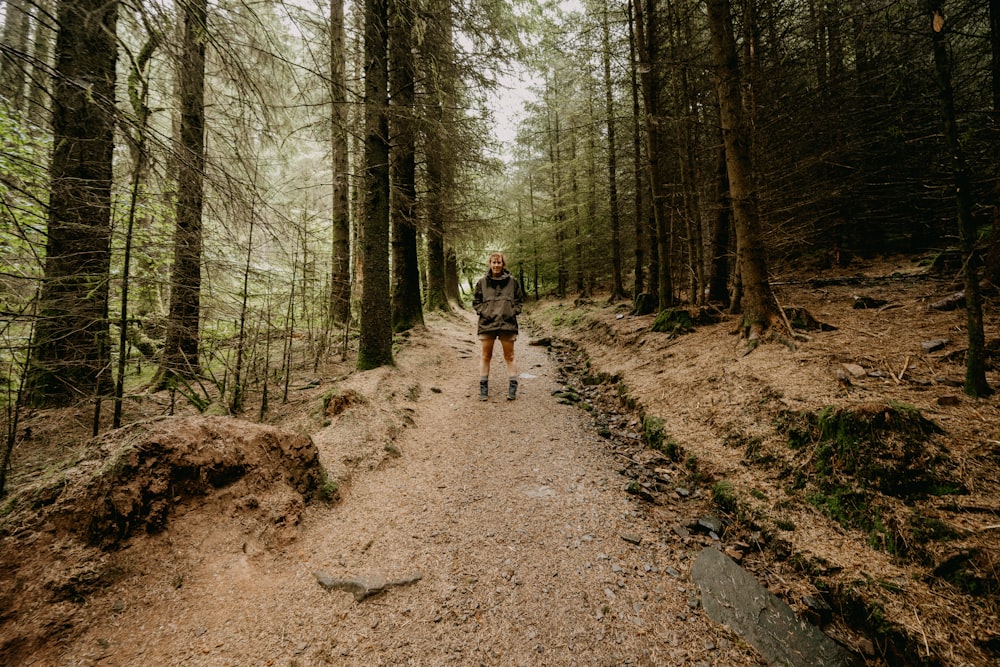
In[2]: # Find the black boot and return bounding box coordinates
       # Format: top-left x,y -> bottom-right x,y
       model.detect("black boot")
479,380 -> 489,401
507,378 -> 518,401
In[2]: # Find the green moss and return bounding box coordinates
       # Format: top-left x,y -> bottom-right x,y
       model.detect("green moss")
582,371 -> 614,386
632,292 -> 657,315
642,415 -> 665,450
318,476 -> 339,503
651,308 -> 695,336
711,481 -> 738,515
866,516 -> 900,555
661,439 -> 682,460
616,383 -> 638,410
551,307 -> 585,328
926,481 -> 964,496
777,402 -> 949,499
909,514 -> 959,543
0,495 -> 18,521
807,485 -> 904,556
807,487 -> 868,529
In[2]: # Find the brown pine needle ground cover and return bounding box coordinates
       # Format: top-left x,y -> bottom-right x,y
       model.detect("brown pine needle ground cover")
529,255 -> 999,666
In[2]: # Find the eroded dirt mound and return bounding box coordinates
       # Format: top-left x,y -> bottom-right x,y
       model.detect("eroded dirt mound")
0,416 -> 326,665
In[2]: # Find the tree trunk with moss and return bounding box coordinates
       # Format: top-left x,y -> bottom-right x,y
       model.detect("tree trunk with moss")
31,0 -> 118,406
706,0 -> 783,345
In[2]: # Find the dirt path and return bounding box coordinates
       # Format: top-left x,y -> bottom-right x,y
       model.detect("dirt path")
53,312 -> 761,666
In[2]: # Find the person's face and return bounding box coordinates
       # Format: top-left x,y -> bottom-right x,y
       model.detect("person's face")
490,256 -> 504,275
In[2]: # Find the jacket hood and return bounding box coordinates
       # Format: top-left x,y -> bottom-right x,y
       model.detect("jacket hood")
485,268 -> 512,282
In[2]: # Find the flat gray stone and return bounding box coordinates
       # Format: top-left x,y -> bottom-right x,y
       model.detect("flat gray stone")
922,338 -> 950,352
698,515 -> 724,535
691,547 -> 853,667
841,363 -> 866,378
315,570 -> 422,601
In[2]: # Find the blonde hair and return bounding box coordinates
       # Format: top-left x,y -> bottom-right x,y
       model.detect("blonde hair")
488,252 -> 506,267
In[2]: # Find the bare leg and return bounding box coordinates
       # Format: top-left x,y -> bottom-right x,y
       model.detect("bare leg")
500,337 -> 517,379
480,337 -> 496,377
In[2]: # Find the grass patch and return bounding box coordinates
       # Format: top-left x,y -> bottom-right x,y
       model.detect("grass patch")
711,481 -> 738,515
782,402 -> 980,575
582,370 -> 616,386
640,415 -> 684,461
318,475 -> 339,502
642,415 -> 663,448
550,307 -> 585,328
775,517 -> 796,531
806,486 -> 903,555
616,383 -> 638,410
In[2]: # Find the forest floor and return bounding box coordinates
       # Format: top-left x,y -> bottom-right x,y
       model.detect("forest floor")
1,254 -> 998,666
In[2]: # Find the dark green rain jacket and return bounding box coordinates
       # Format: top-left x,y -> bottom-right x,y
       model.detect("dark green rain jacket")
473,269 -> 525,336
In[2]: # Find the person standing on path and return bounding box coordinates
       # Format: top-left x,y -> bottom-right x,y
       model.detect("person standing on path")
473,252 -> 525,401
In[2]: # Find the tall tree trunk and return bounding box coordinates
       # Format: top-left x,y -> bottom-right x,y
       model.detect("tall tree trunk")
357,0 -> 393,369
158,0 -> 207,386
329,0 -> 352,326
626,0 -> 645,298
987,0 -> 1000,285
602,0 -> 626,300
26,0 -> 54,127
350,24 -> 366,297
229,206 -> 256,414
548,107 -> 568,298
928,3 -> 990,396
529,174 -> 540,300
707,133 -> 733,306
706,0 -> 783,345
423,0 -> 453,312
0,0 -> 31,111
570,128 -> 585,295
587,95 -> 599,296
633,0 -> 668,307
672,13 -> 704,305
389,0 -> 423,332
31,0 -> 118,406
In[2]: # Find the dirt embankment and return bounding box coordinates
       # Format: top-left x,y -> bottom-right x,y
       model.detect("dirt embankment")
0,417 -> 326,664
528,258 -> 999,667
